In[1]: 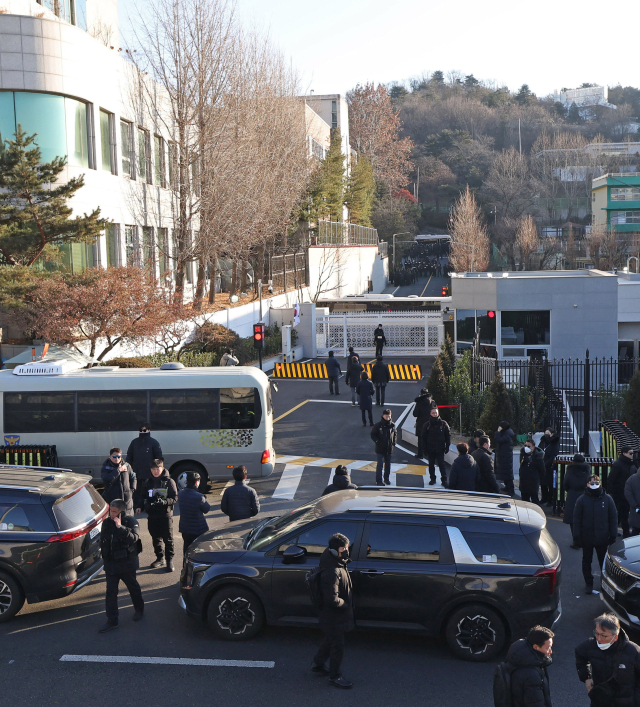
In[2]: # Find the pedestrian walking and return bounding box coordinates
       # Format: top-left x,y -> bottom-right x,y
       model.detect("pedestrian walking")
413,388 -> 435,458
373,324 -> 386,357
101,447 -> 136,516
370,409 -> 397,486
322,465 -> 358,496
539,428 -> 560,504
519,438 -> 545,504
575,613 -> 640,705
573,474 -> 618,594
494,421 -> 515,496
609,446 -> 636,539
178,471 -> 210,559
325,351 -> 341,395
98,499 -> 144,633
371,356 -> 391,406
448,443 -> 479,491
624,462 -> 640,538
221,465 -> 260,522
136,460 -> 177,572
563,453 -> 591,546
310,533 -> 354,689
126,424 -> 162,507
346,356 -> 364,407
420,407 -> 451,487
356,372 -> 375,426
467,429 -> 485,455
220,348 -> 239,366
471,436 -> 499,493
505,626 -> 554,707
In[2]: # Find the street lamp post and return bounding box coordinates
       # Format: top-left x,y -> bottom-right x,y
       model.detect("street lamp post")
392,232 -> 411,271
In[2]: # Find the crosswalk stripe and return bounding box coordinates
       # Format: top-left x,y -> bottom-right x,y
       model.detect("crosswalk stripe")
275,455 -> 303,464
272,464 -> 305,499
306,458 -> 338,467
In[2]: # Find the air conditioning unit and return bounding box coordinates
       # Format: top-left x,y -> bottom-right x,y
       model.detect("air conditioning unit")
13,360 -> 85,376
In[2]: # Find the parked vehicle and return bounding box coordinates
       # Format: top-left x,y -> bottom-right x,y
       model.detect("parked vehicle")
601,536 -> 640,631
0,466 -> 107,622
179,488 -> 561,661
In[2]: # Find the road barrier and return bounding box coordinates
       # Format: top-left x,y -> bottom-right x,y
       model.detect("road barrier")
272,362 -> 423,381
0,445 -> 59,467
551,455 -> 615,513
600,420 -> 640,460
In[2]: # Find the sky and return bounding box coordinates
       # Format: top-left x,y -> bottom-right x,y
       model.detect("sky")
118,0 -> 636,98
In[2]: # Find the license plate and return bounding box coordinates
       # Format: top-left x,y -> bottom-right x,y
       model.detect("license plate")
90,523 -> 101,540
602,581 -> 615,599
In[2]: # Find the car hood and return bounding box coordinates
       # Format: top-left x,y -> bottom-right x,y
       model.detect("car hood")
188,517 -> 267,563
608,535 -> 640,575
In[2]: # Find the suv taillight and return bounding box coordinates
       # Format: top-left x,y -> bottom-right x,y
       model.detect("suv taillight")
47,507 -> 108,543
534,566 -> 558,595
261,449 -> 271,464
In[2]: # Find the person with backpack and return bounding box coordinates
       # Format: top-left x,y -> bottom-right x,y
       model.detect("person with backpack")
309,533 -> 354,689
495,626 -> 554,707
101,447 -> 136,516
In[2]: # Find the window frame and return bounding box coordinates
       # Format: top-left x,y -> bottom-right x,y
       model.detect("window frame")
120,120 -> 134,179
154,134 -> 166,188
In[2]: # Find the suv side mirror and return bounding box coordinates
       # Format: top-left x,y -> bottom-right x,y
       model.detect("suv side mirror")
282,545 -> 307,564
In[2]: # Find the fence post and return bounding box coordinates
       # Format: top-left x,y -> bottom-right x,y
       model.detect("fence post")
583,349 -> 591,454
343,315 -> 348,358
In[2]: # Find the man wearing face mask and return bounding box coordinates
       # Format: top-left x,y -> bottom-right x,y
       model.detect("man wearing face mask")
539,428 -> 560,505
575,613 -> 640,705
623,452 -> 640,538
310,533 -> 354,689
609,446 -> 636,539
126,424 -> 163,507
518,438 -> 546,504
573,475 -> 618,594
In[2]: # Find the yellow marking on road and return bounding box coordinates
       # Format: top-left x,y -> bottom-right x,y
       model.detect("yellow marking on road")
321,458 -> 356,468
273,399 -> 309,423
358,462 -> 378,472
394,464 -> 428,475
420,275 -> 433,297
280,456 -> 322,465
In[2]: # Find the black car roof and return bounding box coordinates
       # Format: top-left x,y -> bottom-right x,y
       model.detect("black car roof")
315,488 -> 545,529
0,466 -> 88,498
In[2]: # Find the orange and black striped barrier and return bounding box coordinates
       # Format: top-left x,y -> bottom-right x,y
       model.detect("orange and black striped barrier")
272,362 -> 423,381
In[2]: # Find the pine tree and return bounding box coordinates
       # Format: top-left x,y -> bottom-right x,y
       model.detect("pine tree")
427,356 -> 450,421
478,370 -> 514,440
623,368 -> 640,436
344,155 -> 375,226
443,335 -> 456,375
0,126 -> 107,266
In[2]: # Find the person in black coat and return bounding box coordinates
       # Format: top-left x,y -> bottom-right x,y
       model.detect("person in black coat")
325,351 -> 341,395
575,614 -> 640,706
420,407 -> 451,487
562,455 -> 591,543
346,356 -> 364,407
467,429 -> 485,455
413,388 -> 435,457
371,356 -> 391,406
494,421 -> 516,495
126,424 -> 162,506
98,499 -> 144,633
356,372 -> 375,426
221,465 -> 260,521
136,461 -> 177,572
539,428 -> 560,504
373,324 -> 386,357
519,439 -> 546,504
178,472 -> 211,559
310,533 -> 354,689
448,443 -> 479,492
471,436 -> 500,493
573,475 -> 618,593
507,626 -> 554,707
609,447 -> 636,539
101,447 -> 136,516
370,409 -> 397,486
322,465 -> 358,496
625,466 -> 640,537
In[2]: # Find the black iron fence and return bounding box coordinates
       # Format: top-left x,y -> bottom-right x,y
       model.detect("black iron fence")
471,352 -> 639,455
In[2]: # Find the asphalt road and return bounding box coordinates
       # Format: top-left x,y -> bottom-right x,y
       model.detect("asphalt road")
0,360 -> 613,707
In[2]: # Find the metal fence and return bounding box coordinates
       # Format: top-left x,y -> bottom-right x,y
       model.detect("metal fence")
314,220 -> 378,246
471,353 -> 639,455
269,251 -> 307,292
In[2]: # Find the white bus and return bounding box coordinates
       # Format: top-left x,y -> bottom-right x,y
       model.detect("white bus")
0,363 -> 275,485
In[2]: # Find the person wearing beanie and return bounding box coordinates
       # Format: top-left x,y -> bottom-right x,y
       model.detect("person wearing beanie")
609,446 -> 636,538
563,453 -> 591,547
371,355 -> 390,406
370,409 -> 397,486
573,474 -> 618,594
624,457 -> 640,538
322,466 -> 358,496
310,533 -> 354,689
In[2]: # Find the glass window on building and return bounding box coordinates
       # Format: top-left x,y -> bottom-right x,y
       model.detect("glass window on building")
157,227 -> 169,277
59,242 -> 95,273
611,188 -> 640,201
331,99 -> 337,129
501,311 -> 550,346
611,211 -> 640,225
71,0 -> 87,30
0,92 -> 15,157
138,128 -> 152,183
64,98 -> 88,167
154,135 -> 166,187
100,110 -> 116,174
476,311 -> 497,345
141,227 -> 154,271
168,142 -> 178,189
125,225 -> 138,266
14,92 -> 66,164
120,120 -> 133,178
456,309 -> 476,342
105,224 -> 119,267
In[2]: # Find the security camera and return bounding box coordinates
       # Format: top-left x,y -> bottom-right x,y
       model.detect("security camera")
268,285 -> 274,294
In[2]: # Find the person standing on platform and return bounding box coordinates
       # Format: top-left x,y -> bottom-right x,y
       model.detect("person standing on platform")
373,324 -> 386,357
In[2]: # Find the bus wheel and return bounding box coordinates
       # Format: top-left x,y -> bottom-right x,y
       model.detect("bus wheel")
170,462 -> 209,491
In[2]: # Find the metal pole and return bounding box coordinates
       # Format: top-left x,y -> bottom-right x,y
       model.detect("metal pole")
258,280 -> 263,321
259,348 -> 263,371
583,349 -> 591,454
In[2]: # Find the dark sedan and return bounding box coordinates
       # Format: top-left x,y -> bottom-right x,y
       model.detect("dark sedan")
601,536 -> 640,630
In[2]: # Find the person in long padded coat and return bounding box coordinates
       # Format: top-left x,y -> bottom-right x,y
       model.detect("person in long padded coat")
518,438 -> 546,504
355,371 -> 375,426
624,464 -> 640,538
345,356 -> 364,407
494,421 -> 516,495
609,447 -> 636,539
539,428 -> 560,504
507,626 -> 554,707
448,443 -> 479,492
563,454 -> 591,548
471,436 -> 500,494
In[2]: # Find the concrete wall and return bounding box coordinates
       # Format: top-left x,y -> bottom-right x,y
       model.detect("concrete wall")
270,302 -> 317,358
308,245 -> 387,299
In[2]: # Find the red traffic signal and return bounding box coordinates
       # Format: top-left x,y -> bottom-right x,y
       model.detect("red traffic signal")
441,286 -> 449,297
253,323 -> 265,349
488,310 -> 495,318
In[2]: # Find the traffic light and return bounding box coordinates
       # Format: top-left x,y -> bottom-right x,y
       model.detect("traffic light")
488,310 -> 496,319
441,285 -> 449,297
253,322 -> 265,349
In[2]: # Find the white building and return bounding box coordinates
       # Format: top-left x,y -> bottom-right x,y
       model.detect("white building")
552,85 -> 617,120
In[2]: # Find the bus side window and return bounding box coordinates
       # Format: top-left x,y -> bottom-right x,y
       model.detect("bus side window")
220,388 -> 262,429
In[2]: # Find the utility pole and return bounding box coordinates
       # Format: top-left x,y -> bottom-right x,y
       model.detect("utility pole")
518,118 -> 522,156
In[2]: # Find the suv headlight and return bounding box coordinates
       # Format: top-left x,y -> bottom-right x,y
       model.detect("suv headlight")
184,561 -> 211,589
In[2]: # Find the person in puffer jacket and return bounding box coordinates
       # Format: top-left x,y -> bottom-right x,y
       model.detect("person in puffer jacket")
178,472 -> 210,559
322,465 -> 358,496
447,443 -> 479,492
220,465 -> 260,521
494,420 -> 516,495
507,626 -> 554,707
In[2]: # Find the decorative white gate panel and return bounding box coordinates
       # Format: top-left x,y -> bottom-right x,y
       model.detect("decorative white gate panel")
315,312 -> 443,356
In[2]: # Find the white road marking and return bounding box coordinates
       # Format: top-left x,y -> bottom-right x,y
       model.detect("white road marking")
307,399 -> 406,405
327,469 -> 335,486
59,655 -> 274,668
305,458 -> 337,467
395,443 -> 419,458
219,480 -> 233,496
274,455 -> 300,464
272,464 -> 305,499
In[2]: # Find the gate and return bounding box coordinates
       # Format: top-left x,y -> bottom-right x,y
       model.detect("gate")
315,312 -> 443,357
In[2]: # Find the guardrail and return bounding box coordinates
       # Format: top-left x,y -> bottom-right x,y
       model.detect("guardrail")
600,420 -> 640,459
314,220 -> 378,246
551,455 -> 615,513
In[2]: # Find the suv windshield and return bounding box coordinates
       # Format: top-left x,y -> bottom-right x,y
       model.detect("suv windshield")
52,484 -> 105,530
249,505 -> 322,551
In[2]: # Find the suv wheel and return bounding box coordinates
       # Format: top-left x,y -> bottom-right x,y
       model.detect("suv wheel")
444,604 -> 506,662
0,571 -> 25,623
207,586 -> 265,641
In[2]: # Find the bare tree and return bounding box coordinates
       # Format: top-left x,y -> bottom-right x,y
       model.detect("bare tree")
515,215 -> 539,270
482,147 -> 535,221
449,186 -> 489,272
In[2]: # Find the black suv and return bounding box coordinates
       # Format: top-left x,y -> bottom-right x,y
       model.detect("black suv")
180,488 -> 561,661
601,537 -> 640,630
0,466 -> 107,622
